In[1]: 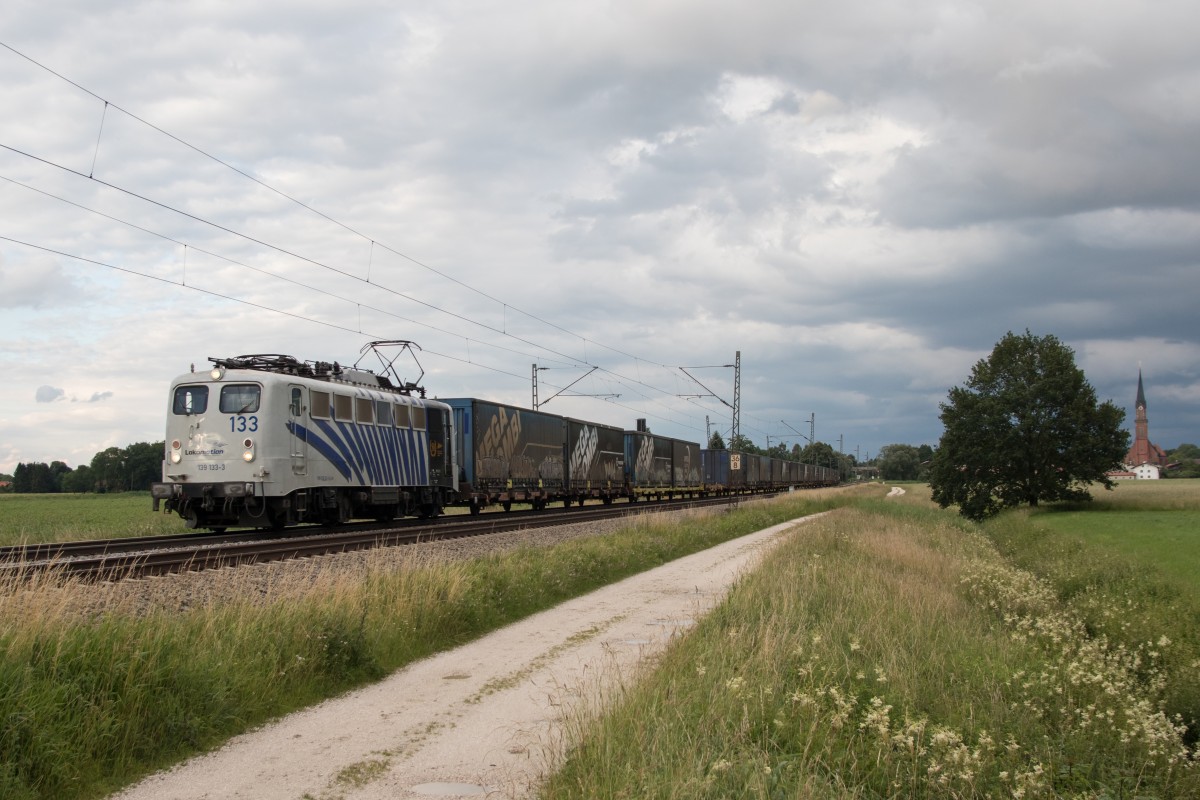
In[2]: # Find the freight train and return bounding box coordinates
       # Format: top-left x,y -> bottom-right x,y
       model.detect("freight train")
151,343 -> 840,531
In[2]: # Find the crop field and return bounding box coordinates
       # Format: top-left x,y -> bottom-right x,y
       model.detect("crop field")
0,493 -> 190,546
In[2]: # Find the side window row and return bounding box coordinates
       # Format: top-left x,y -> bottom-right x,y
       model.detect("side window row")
309,389 -> 426,429
173,383 -> 425,429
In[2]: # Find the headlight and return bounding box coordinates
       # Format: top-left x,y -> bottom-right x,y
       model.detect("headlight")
170,451 -> 182,464
243,450 -> 255,462
210,367 -> 225,381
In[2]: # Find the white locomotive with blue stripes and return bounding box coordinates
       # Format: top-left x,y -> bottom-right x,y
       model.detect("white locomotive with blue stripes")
151,342 -> 456,531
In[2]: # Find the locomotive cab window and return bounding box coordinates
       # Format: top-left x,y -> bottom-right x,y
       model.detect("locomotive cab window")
219,384 -> 261,414
172,385 -> 209,415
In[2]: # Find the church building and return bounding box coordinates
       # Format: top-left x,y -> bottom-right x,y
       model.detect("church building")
1123,370 -> 1169,479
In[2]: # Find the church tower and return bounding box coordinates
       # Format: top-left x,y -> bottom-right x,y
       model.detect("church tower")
1124,369 -> 1168,470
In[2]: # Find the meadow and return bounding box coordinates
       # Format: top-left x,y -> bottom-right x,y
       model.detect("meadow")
2,481 -> 1197,799
541,481 -> 1200,799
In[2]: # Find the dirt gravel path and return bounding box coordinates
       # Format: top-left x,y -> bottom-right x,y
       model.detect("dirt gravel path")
111,514 -> 823,800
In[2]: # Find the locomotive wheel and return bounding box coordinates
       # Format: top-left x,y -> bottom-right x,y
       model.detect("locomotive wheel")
469,502 -> 482,516
501,500 -> 512,512
326,493 -> 351,525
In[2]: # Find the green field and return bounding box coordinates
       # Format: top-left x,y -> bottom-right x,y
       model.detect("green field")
1027,481 -> 1200,585
2,481 -> 1198,799
542,481 -> 1200,799
0,493 -> 191,546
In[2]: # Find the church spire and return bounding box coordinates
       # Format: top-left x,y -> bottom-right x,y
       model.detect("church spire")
1136,368 -> 1147,411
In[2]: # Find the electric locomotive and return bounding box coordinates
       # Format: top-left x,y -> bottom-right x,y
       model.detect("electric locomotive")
151,341 -> 457,531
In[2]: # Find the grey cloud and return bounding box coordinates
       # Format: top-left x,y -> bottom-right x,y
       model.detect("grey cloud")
36,385 -> 65,403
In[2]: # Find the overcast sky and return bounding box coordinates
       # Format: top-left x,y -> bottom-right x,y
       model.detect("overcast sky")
2,0 -> 1197,475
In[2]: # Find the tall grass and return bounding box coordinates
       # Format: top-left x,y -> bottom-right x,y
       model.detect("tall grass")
0,488 -> 863,800
542,493 -> 1199,798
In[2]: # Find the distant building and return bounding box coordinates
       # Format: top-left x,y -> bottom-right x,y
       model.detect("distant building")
1122,369 -> 1169,478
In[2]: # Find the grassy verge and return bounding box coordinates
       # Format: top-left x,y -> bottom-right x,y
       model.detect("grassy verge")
541,489 -> 1199,799
0,487 -> 864,800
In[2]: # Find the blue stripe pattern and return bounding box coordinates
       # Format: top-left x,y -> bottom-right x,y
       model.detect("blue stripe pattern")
286,388 -> 430,487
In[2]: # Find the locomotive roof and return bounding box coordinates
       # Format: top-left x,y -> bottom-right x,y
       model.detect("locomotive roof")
208,354 -> 418,395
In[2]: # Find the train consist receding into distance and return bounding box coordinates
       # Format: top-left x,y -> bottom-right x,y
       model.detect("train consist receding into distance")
151,342 -> 840,531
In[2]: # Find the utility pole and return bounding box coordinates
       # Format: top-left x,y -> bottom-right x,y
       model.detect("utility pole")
732,350 -> 741,446
705,415 -> 712,446
531,364 -> 541,410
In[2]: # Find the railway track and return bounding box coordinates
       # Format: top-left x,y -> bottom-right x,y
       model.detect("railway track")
0,494 -> 752,581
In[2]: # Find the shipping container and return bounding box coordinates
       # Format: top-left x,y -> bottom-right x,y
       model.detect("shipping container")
443,398 -> 566,511
702,449 -> 744,490
625,431 -> 674,492
627,432 -> 702,496
566,418 -> 625,501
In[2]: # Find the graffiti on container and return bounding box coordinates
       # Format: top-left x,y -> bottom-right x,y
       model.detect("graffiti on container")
636,436 -> 654,479
570,425 -> 599,479
675,444 -> 699,484
478,407 -> 522,480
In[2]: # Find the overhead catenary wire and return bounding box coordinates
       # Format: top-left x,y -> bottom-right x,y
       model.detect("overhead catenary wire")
0,41 -> 760,440
0,138 -> 698,416
1,232 -> 694,431
0,40 -> 651,367
0,172 -> 580,371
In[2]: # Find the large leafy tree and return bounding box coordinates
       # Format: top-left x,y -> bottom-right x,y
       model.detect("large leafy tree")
877,444 -> 921,480
929,331 -> 1129,521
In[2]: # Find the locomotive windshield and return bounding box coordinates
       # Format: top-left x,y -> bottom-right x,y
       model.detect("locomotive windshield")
172,385 -> 209,415
219,384 -> 261,414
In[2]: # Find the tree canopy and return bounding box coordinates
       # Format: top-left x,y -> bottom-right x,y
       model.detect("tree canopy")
877,444 -> 922,481
929,331 -> 1128,521
5,442 -> 165,494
